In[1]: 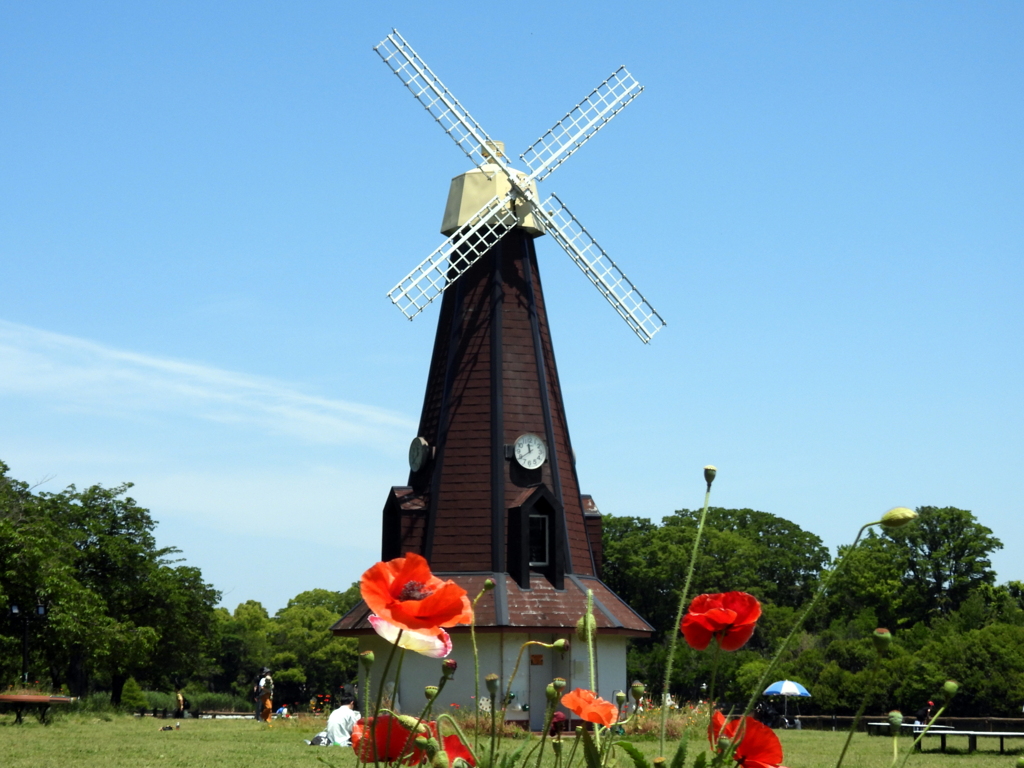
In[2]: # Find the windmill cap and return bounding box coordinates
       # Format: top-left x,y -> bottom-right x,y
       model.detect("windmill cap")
482,141 -> 505,163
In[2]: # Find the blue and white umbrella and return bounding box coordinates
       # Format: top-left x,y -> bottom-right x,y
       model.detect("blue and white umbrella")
763,680 -> 810,717
763,680 -> 811,698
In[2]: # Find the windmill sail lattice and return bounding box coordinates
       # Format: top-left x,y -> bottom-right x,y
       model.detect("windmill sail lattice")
375,28 -> 666,344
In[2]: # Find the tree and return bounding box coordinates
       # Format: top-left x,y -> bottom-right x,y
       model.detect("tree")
0,461 -> 220,698
267,586 -> 361,705
887,506 -> 1002,623
603,507 -> 828,697
603,508 -> 829,642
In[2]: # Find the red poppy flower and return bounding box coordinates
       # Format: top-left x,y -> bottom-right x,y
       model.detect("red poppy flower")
709,711 -> 783,768
681,591 -> 761,651
361,553 -> 473,632
560,688 -> 619,727
351,714 -> 429,764
443,734 -> 475,766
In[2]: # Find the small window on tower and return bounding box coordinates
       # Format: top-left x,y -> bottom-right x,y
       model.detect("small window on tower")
529,514 -> 549,567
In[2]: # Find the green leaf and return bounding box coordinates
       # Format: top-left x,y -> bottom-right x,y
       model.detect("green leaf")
670,733 -> 689,768
581,727 -> 602,768
692,752 -> 707,768
617,742 -> 652,768
498,735 -> 531,768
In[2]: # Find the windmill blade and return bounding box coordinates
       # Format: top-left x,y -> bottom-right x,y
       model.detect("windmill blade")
520,67 -> 644,183
387,195 -> 518,319
532,194 -> 665,343
374,30 -> 514,177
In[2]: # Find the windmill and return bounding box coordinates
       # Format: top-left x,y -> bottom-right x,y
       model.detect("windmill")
379,29 -> 665,343
333,30 -> 657,729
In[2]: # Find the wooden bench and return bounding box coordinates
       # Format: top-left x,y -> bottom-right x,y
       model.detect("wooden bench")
866,722 -> 954,736
0,694 -> 75,724
200,710 -> 256,719
916,729 -> 1024,753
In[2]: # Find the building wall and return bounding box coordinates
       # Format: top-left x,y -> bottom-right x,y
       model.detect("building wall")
356,631 -> 628,732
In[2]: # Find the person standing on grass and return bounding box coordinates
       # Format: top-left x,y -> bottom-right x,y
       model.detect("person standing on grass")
258,668 -> 274,725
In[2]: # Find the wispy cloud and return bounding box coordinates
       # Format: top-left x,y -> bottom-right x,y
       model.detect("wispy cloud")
0,319 -> 415,447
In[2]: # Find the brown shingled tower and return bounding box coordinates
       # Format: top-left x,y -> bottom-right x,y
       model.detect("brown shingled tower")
334,30 -> 662,727
333,224 -> 653,632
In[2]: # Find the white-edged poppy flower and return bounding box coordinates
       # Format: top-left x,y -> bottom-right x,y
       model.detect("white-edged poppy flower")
369,615 -> 453,658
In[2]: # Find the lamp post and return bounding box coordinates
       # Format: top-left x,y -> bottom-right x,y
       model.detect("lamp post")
9,603 -> 47,685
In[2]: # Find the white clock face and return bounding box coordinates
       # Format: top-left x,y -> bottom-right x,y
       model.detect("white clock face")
513,433 -> 547,470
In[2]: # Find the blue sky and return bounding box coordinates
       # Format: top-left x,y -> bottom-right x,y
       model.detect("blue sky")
2,2 -> 1022,614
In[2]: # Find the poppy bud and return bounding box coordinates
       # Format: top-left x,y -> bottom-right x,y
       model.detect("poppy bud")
880,507 -> 918,529
546,683 -> 558,702
551,638 -> 569,652
442,658 -> 457,679
425,685 -> 439,701
398,714 -> 430,734
704,465 -> 717,491
575,726 -> 584,736
576,613 -> 596,642
888,710 -> 903,730
631,681 -> 646,702
872,628 -> 893,656
359,650 -> 375,671
551,740 -> 562,756
426,738 -> 442,759
415,735 -> 430,750
615,690 -> 627,706
943,680 -> 959,701
432,752 -> 448,768
453,759 -> 472,768
652,758 -> 666,768
552,677 -> 567,692
485,674 -> 500,697
1016,757 -> 1024,768
483,578 -> 496,591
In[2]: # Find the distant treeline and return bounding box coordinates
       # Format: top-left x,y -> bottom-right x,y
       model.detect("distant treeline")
4,461 -> 1023,715
603,506 -> 1024,716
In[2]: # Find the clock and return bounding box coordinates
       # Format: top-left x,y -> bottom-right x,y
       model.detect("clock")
513,433 -> 547,470
409,436 -> 430,471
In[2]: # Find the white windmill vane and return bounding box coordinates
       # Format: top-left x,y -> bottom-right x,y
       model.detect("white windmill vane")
375,29 -> 665,344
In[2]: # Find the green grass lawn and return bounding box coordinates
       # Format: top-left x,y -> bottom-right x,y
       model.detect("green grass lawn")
1,713 -> 1020,768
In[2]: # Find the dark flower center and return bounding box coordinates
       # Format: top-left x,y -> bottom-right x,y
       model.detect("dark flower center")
398,580 -> 434,601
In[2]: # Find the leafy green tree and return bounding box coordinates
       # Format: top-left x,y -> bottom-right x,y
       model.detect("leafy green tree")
604,508 -> 828,697
0,461 -> 219,699
887,506 -> 1002,623
267,586 -> 361,705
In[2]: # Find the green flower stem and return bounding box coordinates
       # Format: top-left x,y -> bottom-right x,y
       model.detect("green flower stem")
659,486 -> 713,756
900,705 -> 949,768
394,675 -> 450,766
738,521 -> 881,722
528,699 -> 558,768
470,585 -> 488,753
583,589 -> 601,751
437,713 -> 478,765
383,649 -> 407,768
707,641 -> 722,733
835,655 -> 881,768
357,667 -> 372,767
586,590 -> 596,692
890,729 -> 899,768
564,729 -> 583,768
489,691 -> 498,768
372,632 -> 403,768
498,639 -> 557,753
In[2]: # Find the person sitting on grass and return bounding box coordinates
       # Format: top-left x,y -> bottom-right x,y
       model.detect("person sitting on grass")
307,694 -> 360,747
